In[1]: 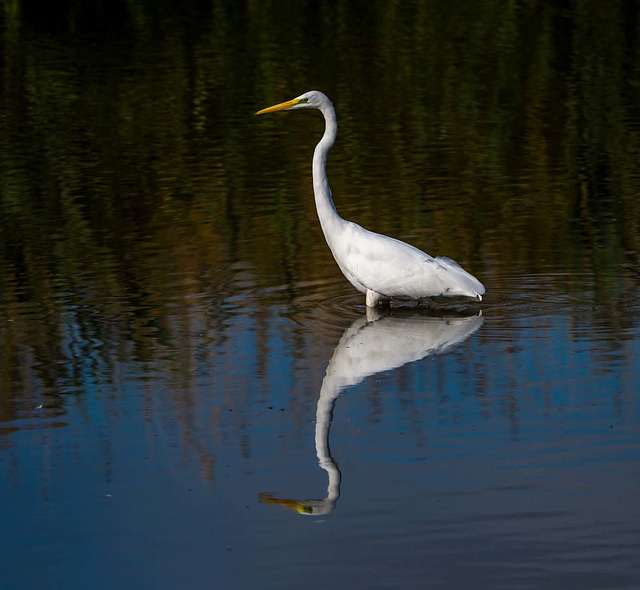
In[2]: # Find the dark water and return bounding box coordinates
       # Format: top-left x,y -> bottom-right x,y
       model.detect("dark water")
2,1 -> 640,588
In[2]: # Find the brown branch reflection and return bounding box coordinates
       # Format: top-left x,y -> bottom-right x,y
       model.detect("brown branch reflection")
261,308 -> 483,515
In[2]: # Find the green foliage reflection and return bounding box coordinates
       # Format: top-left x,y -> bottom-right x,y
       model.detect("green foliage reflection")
1,0 -> 640,430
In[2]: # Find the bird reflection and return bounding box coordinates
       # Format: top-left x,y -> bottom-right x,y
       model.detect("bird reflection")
260,307 -> 484,516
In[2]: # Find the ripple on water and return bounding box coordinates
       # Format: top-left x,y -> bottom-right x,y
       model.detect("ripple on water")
283,278 -> 486,331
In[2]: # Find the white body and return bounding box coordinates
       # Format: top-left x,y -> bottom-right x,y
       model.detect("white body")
262,311 -> 484,515
257,90 -> 485,307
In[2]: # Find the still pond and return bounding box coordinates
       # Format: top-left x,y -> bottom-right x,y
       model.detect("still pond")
1,1 -> 640,588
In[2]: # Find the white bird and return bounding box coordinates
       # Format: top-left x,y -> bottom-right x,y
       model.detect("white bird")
261,309 -> 484,515
256,91 -> 485,307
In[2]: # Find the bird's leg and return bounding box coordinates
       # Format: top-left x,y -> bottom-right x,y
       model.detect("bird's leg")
365,289 -> 387,308
366,306 -> 383,322
365,289 -> 380,307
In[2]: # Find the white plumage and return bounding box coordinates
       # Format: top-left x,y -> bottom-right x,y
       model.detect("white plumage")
256,90 -> 485,307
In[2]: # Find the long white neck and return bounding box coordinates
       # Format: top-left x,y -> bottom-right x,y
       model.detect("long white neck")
315,379 -> 341,503
313,101 -> 344,244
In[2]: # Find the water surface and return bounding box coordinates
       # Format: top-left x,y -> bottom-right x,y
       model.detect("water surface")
2,1 -> 640,588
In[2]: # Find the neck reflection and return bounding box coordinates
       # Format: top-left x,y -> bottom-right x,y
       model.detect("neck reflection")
261,307 -> 484,516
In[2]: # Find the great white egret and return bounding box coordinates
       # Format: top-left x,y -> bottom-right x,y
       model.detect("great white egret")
256,91 -> 485,307
261,309 -> 484,515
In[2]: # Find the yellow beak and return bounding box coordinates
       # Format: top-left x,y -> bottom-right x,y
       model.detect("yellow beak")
255,98 -> 303,115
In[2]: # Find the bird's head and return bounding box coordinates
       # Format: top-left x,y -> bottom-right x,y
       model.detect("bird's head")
255,90 -> 329,115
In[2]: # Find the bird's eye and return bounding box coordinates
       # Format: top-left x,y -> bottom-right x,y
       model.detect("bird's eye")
298,98 -> 309,104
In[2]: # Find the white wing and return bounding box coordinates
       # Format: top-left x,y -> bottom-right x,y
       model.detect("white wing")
331,222 -> 484,300
325,312 -> 484,390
